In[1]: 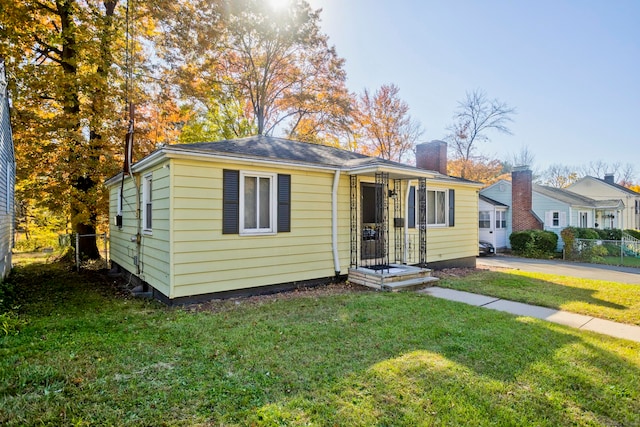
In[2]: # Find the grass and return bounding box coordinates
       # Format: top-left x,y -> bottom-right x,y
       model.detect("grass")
1,258 -> 639,426
437,269 -> 640,326
600,255 -> 640,268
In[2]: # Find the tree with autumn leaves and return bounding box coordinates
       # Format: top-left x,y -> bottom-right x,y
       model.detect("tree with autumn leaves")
0,0 -> 128,257
1,0 -> 526,259
353,84 -> 422,162
5,0 -> 635,263
0,0 -> 197,257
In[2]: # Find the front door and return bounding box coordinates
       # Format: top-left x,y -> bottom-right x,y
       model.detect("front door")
361,183 -> 385,262
479,210 -> 493,245
494,209 -> 507,248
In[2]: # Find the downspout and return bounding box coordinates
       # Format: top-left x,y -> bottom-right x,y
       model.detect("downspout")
133,172 -> 141,276
332,169 -> 341,276
404,180 -> 414,264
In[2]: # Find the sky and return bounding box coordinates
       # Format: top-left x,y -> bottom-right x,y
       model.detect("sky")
305,0 -> 640,175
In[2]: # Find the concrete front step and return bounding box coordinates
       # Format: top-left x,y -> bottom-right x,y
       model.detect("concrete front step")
348,264 -> 438,291
382,276 -> 439,291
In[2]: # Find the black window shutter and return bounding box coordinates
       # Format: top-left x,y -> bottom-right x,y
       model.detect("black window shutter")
408,186 -> 416,228
277,174 -> 291,232
222,170 -> 239,234
448,189 -> 455,227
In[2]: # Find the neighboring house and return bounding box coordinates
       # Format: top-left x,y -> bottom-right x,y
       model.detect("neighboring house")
0,60 -> 15,280
478,195 -> 509,250
567,174 -> 640,230
106,137 -> 482,304
481,168 -> 624,250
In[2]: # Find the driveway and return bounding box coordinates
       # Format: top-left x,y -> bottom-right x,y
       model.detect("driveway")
476,255 -> 640,284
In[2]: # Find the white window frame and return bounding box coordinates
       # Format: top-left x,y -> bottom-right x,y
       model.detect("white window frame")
545,210 -> 566,228
142,174 -> 152,234
427,189 -> 447,227
479,211 -> 491,229
496,210 -> 506,229
239,171 -> 277,235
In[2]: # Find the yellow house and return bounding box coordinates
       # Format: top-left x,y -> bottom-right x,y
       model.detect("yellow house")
105,136 -> 482,304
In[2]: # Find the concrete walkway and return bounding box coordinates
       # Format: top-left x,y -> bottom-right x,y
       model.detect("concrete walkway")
419,286 -> 640,343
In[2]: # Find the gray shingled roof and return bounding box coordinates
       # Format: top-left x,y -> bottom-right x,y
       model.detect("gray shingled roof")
533,183 -> 622,208
169,135 -> 383,168
534,183 -> 597,206
479,194 -> 508,207
166,136 -> 479,185
595,177 -> 640,196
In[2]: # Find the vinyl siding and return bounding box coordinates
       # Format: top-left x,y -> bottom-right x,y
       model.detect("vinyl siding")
568,178 -> 640,230
170,159 -> 349,298
423,182 -> 478,262
532,192 -> 569,249
480,181 -> 513,247
399,180 -> 478,262
108,162 -> 171,296
482,180 -> 570,250
109,154 -> 480,300
0,82 -> 15,280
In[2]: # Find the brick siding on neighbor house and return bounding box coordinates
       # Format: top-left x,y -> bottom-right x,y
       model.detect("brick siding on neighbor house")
511,168 -> 543,232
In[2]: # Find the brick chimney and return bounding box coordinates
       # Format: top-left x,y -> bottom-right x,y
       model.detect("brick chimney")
416,140 -> 447,175
604,173 -> 615,184
511,167 -> 543,232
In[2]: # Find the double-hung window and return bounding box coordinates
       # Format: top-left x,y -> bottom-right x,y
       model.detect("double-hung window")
427,189 -> 447,226
142,174 -> 152,233
496,211 -> 506,229
223,170 -> 291,235
408,186 -> 454,228
545,210 -> 566,228
479,211 -> 491,229
240,171 -> 277,234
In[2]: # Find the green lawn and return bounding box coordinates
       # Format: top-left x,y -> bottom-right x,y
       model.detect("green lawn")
601,255 -> 640,268
437,269 -> 640,326
1,259 -> 639,426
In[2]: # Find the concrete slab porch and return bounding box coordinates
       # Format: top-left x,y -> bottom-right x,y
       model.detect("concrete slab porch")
348,264 -> 439,291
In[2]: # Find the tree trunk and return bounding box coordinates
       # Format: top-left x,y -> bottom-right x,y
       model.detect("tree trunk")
73,176 -> 100,259
76,222 -> 100,259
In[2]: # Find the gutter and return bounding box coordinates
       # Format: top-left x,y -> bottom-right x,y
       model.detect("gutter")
332,169 -> 341,276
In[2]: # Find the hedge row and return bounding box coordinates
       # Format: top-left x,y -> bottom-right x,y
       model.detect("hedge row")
509,230 -> 558,258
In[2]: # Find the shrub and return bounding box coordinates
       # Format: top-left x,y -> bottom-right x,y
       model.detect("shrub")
534,230 -> 559,253
594,228 -> 621,240
561,227 -> 577,259
510,230 -> 558,258
581,244 -> 609,263
576,228 -> 600,239
509,231 -> 532,253
603,243 -> 621,256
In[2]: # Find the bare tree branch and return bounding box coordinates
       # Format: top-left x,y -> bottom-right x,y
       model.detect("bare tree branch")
446,89 -> 516,178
